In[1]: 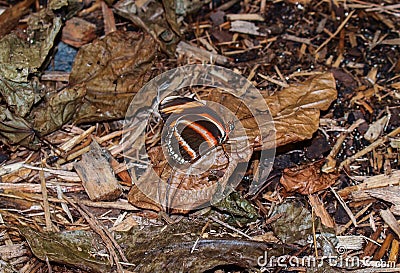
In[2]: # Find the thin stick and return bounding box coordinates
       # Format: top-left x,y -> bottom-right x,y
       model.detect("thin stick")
64,196 -> 128,273
322,119 -> 365,173
340,126 -> 400,169
209,216 -> 253,240
311,208 -> 319,259
330,186 -> 358,227
59,126 -> 95,153
258,73 -> 289,87
39,167 -> 52,231
77,200 -> 128,263
338,203 -> 372,235
315,10 -> 355,53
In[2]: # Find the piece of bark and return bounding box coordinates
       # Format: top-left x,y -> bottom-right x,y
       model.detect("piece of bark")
336,236 -> 364,251
0,244 -> 28,260
374,232 -> 394,260
389,239 -> 399,262
381,209 -> 400,239
61,17 -> 97,48
226,14 -> 265,21
229,20 -> 268,36
101,1 -> 116,34
308,194 -> 335,228
351,186 -> 400,215
338,170 -> 400,199
0,0 -> 35,38
74,141 -> 122,201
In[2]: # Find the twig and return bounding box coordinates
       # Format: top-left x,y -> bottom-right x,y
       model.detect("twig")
45,256 -> 52,273
311,208 -> 318,259
56,185 -> 74,223
315,10 -> 355,53
340,126 -> 400,169
22,164 -> 80,181
330,186 -> 358,227
64,196 -> 128,273
0,182 -> 83,193
322,119 -> 365,173
39,167 -> 53,231
337,203 -> 372,235
59,126 -> 95,153
258,73 -> 289,88
209,216 -> 253,240
282,34 -> 312,45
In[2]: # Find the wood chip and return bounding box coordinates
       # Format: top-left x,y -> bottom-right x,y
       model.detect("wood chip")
61,17 -> 97,48
176,41 -> 229,65
59,126 -> 95,153
74,141 -> 122,201
226,14 -> 265,21
336,235 -> 365,250
40,167 -> 53,231
339,170 -> 400,198
102,1 -> 116,34
380,209 -> 400,238
308,194 -> 335,228
389,238 -> 399,262
282,34 -> 312,45
381,38 -> 400,45
229,20 -> 267,36
374,232 -> 394,260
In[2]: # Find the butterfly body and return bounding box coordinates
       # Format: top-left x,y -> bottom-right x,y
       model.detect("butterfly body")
159,96 -> 228,164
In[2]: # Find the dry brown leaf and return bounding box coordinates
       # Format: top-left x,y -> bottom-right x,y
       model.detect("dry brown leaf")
196,73 -> 336,150
70,31 -> 156,124
114,0 -> 180,56
252,231 -> 280,243
128,73 -> 336,212
280,160 -> 339,195
30,31 -> 156,135
264,72 -> 337,147
128,141 -> 248,213
128,184 -> 162,212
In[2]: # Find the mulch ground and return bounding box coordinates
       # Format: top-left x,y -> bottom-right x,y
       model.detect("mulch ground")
0,0 -> 399,272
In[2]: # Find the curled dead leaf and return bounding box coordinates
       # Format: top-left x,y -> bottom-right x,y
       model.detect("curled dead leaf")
280,160 -> 339,195
265,73 -> 337,148
31,31 -> 156,136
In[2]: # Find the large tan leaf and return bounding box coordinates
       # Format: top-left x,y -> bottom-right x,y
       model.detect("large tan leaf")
30,31 -> 156,135
265,73 -> 337,147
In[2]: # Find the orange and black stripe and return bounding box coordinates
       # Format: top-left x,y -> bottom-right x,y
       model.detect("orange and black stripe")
159,96 -> 228,163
